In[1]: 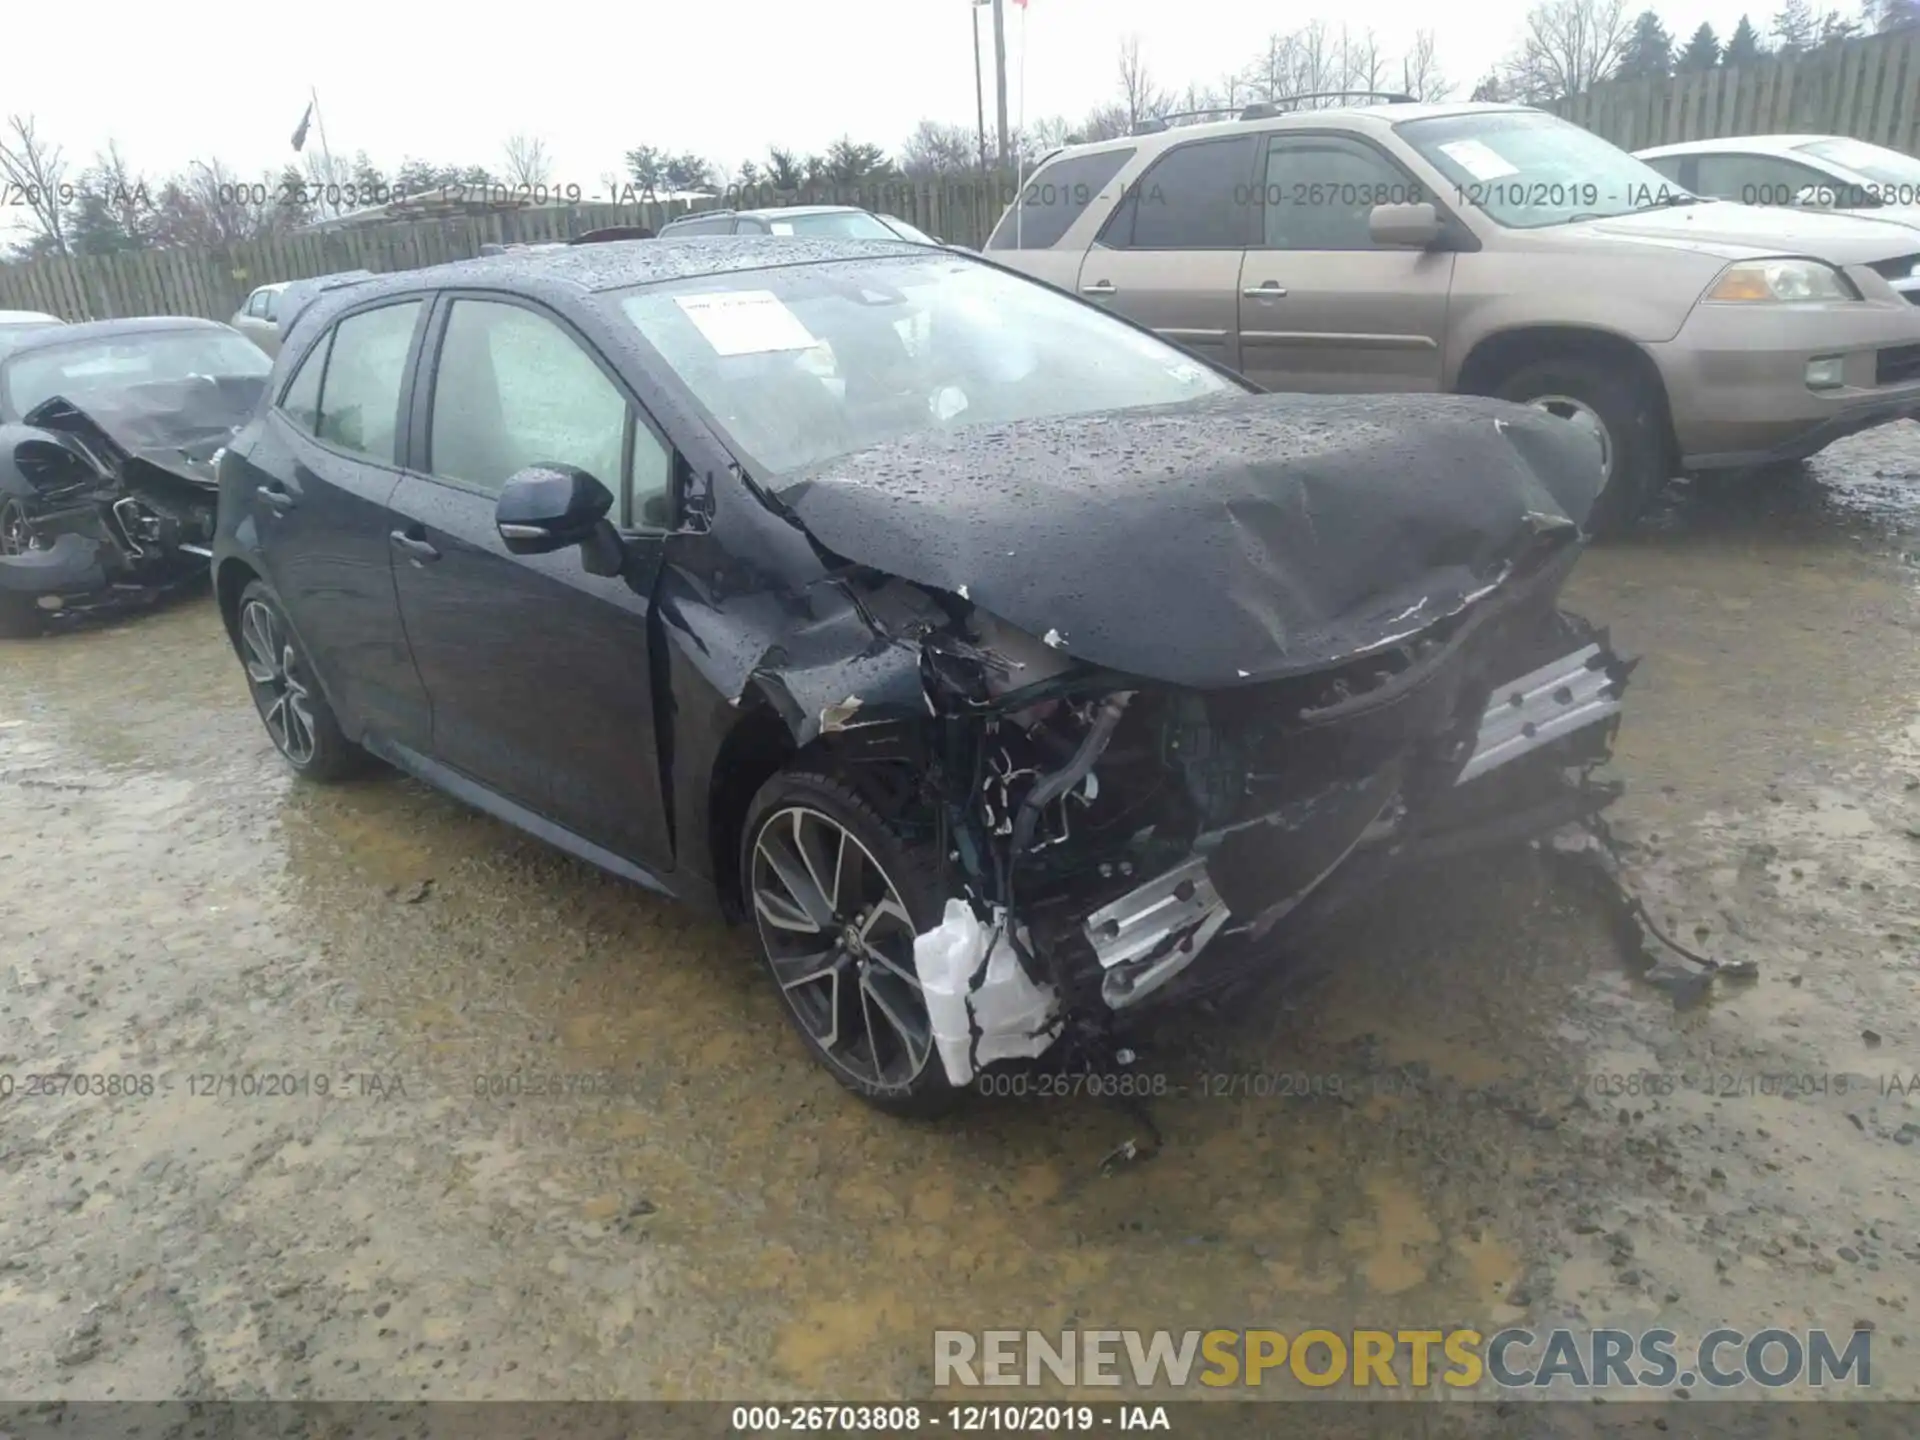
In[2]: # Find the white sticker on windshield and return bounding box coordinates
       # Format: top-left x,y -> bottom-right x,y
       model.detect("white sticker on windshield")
674,290 -> 818,356
1438,139 -> 1520,181
770,220 -> 795,235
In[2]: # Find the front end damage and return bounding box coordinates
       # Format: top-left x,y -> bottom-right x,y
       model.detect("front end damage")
0,386 -> 252,625
794,537 -> 1625,1086
717,390 -> 1639,1087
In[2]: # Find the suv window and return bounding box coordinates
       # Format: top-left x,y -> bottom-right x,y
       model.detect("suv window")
428,299 -> 649,518
1260,136 -> 1425,250
1691,152 -> 1836,207
262,289 -> 280,322
246,290 -> 269,319
277,329 -> 331,436
1098,136 -> 1257,250
1639,154 -> 1692,190
665,214 -> 733,236
313,301 -> 420,463
987,147 -> 1135,251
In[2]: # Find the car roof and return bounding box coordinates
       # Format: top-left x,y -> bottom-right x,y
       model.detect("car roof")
1045,100 -> 1542,160
0,315 -> 235,357
1636,135 -> 1841,158
0,309 -> 61,325
304,235 -> 936,312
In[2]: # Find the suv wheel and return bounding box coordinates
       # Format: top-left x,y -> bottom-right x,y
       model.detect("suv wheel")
236,580 -> 367,780
741,769 -> 959,1116
1494,356 -> 1670,537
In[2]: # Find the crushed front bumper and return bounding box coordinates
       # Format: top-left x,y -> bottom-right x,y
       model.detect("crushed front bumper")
1084,634 -> 1632,1011
0,532 -> 208,622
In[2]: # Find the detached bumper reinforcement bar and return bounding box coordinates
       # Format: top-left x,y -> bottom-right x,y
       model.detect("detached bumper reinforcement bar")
1455,642 -> 1624,786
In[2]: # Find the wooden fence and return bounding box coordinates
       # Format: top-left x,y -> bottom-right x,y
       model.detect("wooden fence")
0,180 -> 1022,324
1554,28 -> 1920,153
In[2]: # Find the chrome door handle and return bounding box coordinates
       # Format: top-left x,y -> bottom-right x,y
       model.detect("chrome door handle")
1242,283 -> 1288,298
1081,280 -> 1117,296
390,529 -> 441,562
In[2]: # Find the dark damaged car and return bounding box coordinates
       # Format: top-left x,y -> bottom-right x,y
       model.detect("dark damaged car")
212,237 -> 1634,1112
0,317 -> 271,635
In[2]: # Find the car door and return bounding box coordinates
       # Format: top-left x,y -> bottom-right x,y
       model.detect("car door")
385,292 -> 675,871
1237,132 -> 1456,393
1073,135 -> 1260,372
233,297 -> 433,748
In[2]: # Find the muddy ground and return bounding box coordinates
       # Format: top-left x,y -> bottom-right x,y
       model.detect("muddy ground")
2,434 -> 1919,1413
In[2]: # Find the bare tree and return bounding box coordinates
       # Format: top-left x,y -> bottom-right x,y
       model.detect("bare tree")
900,119 -> 978,178
501,133 -> 552,188
1401,30 -> 1453,100
0,115 -> 71,257
1342,28 -> 1389,94
1117,35 -> 1169,130
1503,0 -> 1634,101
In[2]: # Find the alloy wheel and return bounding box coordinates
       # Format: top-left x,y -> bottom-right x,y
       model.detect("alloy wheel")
1525,393 -> 1614,479
239,598 -> 318,767
749,805 -> 933,1090
0,497 -> 31,557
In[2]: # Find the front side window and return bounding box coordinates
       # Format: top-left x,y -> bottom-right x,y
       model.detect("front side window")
428,300 -> 631,506
1398,110 -> 1696,229
616,254 -> 1239,477
987,147 -> 1136,250
1,328 -> 270,418
1100,136 -> 1258,250
1260,136 -> 1425,250
247,290 -> 269,319
313,301 -> 421,464
278,330 -> 331,436
1691,152 -> 1836,208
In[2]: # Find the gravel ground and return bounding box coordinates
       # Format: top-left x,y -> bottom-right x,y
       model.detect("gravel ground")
3,429 -> 1920,1413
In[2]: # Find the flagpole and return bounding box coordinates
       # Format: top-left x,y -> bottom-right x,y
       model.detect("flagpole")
309,86 -> 339,216
1014,0 -> 1027,247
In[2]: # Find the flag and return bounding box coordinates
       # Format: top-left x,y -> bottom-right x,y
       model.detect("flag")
1012,0 -> 1027,7
291,102 -> 313,153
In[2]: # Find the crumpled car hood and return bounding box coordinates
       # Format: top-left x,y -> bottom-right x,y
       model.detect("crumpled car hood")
772,391 -> 1606,688
24,374 -> 265,487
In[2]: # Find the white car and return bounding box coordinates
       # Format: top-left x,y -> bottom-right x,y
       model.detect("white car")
231,282 -> 291,356
0,309 -> 63,362
1637,135 -> 1920,237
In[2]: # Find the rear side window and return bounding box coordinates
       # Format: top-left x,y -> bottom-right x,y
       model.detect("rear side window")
1098,136 -> 1258,250
987,148 -> 1135,251
666,215 -> 733,236
277,330 -> 331,436
1639,154 -> 1691,190
1691,152 -> 1834,206
313,301 -> 421,464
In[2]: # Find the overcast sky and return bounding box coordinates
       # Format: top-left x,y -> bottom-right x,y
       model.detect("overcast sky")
5,0 -> 1781,196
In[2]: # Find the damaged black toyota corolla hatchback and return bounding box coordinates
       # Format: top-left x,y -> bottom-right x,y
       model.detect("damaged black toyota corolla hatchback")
213,237 -> 1632,1113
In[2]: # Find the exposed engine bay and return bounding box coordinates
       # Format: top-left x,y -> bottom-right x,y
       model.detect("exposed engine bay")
686,390 -> 1643,1088
0,376 -> 260,628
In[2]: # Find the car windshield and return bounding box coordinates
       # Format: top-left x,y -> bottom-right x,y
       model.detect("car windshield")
877,215 -> 938,245
761,211 -> 902,240
0,322 -> 64,364
3,328 -> 270,416
1399,110 -> 1698,228
616,255 -> 1238,475
1796,137 -> 1920,188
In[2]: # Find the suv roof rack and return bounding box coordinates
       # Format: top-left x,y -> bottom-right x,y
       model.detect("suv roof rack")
1130,91 -> 1417,134
1240,91 -> 1416,118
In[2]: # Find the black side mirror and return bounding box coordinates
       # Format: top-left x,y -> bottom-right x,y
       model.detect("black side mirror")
495,464 -> 614,554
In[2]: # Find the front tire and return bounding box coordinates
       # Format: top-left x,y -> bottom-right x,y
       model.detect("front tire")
1494,356 -> 1671,537
741,769 -> 957,1116
235,580 -> 366,781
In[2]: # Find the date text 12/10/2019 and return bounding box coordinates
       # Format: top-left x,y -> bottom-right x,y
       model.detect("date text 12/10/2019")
731,1404 -> 1171,1432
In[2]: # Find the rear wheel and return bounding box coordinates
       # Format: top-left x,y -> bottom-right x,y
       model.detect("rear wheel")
0,497 -> 43,637
741,769 -> 958,1116
236,580 -> 367,781
1494,356 -> 1671,537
